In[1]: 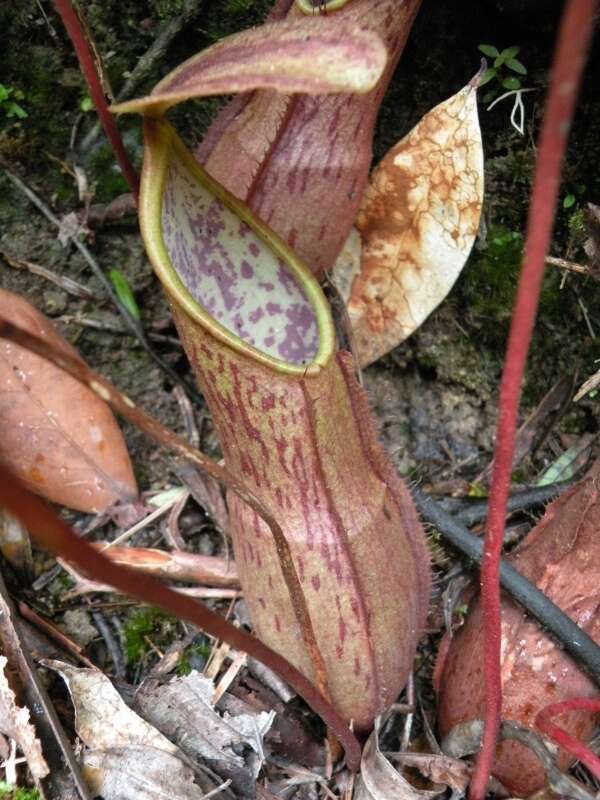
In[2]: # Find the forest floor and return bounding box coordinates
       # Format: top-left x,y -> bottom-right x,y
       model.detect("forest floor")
1,1 -> 600,798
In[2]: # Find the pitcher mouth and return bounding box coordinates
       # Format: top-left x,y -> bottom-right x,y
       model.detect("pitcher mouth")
138,119 -> 334,375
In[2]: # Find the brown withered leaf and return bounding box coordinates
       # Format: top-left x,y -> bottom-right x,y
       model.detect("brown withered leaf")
0,655 -> 49,780
0,289 -> 137,513
436,459 -> 600,797
135,671 -> 273,796
354,721 -> 445,800
43,660 -> 215,800
333,78 -> 484,366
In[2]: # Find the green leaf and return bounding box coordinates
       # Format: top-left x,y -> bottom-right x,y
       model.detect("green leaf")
6,102 -> 27,119
109,270 -> 141,320
502,76 -> 521,91
80,95 -> 93,112
502,45 -> 520,59
563,193 -> 576,209
0,84 -> 10,102
478,67 -> 497,87
482,88 -> 499,104
506,58 -> 527,75
478,44 -> 499,58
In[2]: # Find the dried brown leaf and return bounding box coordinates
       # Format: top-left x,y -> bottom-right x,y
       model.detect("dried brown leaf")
0,655 -> 49,780
81,747 -> 213,800
353,722 -> 445,800
0,289 -> 137,513
43,660 -> 214,800
135,670 -> 273,795
333,79 -> 484,366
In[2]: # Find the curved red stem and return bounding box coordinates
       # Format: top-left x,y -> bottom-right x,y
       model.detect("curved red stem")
52,0 -> 140,200
0,465 -> 361,770
469,3 -> 598,799
536,698 -> 600,779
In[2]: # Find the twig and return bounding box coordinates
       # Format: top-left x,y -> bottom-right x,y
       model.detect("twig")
79,0 -> 202,153
546,255 -> 596,277
412,487 -> 600,687
52,0 -> 139,197
0,568 -> 92,799
1,251 -> 95,300
472,4 -> 597,798
536,698 -> 600,780
4,168 -> 202,404
91,609 -> 126,679
447,481 -> 573,527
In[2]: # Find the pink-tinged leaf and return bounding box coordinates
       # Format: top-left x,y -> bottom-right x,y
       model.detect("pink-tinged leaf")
198,0 -> 423,276
140,119 -> 431,730
436,462 -> 600,797
111,15 -> 388,116
0,289 -> 137,514
332,78 -> 484,367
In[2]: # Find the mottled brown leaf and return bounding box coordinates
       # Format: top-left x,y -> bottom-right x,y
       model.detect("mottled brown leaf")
0,289 -> 137,513
436,461 -> 600,797
332,79 -> 484,366
111,15 -> 387,116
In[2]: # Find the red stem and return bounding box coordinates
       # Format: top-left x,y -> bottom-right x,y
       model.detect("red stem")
536,698 -> 600,779
469,3 -> 598,799
52,0 -> 140,200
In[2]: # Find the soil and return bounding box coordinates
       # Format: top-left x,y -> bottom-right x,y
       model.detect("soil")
1,0 -> 600,796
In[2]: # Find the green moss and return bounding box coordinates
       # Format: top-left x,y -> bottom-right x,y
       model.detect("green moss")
0,783 -> 40,800
176,640 -> 211,676
151,0 -> 186,18
123,607 -> 175,663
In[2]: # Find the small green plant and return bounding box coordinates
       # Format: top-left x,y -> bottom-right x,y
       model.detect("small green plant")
0,84 -> 28,120
0,783 -> 40,800
109,269 -> 141,320
123,607 -> 174,663
478,45 -> 527,98
477,45 -> 532,134
177,639 -> 212,676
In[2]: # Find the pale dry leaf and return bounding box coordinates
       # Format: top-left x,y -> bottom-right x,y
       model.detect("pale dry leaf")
333,78 -> 484,367
44,661 -> 216,800
0,655 -> 49,780
0,510 -> 33,575
135,671 -> 273,795
0,289 -> 137,513
353,721 -> 445,800
42,660 -> 179,755
82,746 -> 213,800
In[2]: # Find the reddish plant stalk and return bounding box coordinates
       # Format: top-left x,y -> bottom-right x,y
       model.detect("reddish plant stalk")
0,464 -> 361,770
470,3 -> 598,798
536,698 -> 600,779
52,0 -> 139,200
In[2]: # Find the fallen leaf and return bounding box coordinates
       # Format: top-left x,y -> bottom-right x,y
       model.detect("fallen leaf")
199,0 -> 423,277
0,289 -> 137,513
354,721 -> 445,800
332,77 -> 484,366
135,670 -> 273,796
436,460 -> 600,796
0,655 -> 49,780
43,660 -> 216,800
81,747 -> 219,800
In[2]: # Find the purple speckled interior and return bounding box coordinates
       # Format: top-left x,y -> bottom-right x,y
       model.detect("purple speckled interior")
161,152 -> 319,365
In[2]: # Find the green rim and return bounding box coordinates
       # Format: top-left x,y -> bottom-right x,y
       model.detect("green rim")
139,118 -> 335,376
